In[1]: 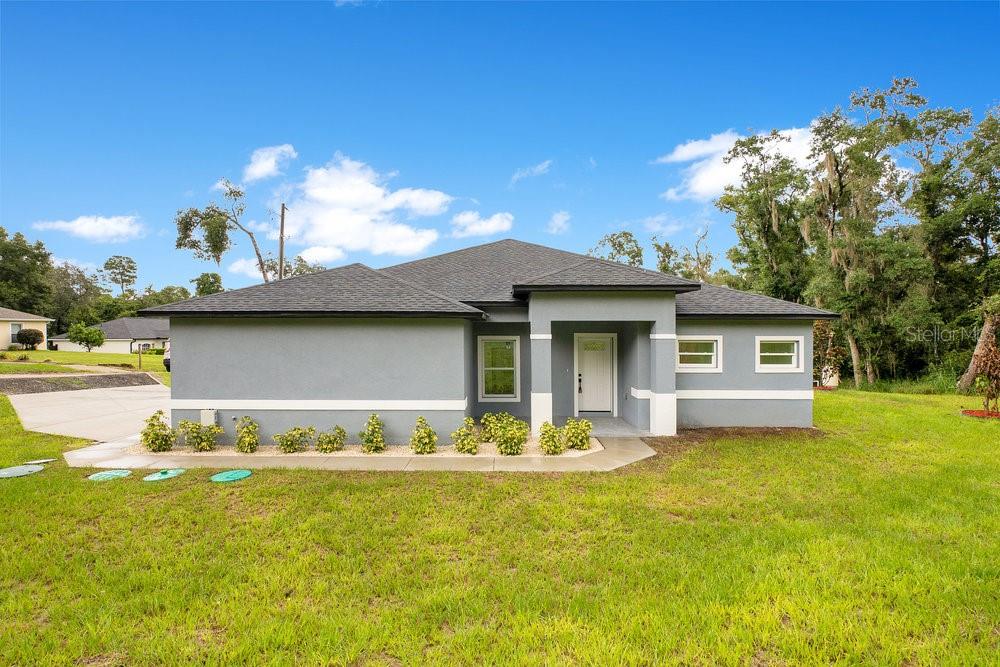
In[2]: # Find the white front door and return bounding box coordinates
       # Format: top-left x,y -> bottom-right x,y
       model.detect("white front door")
577,335 -> 613,412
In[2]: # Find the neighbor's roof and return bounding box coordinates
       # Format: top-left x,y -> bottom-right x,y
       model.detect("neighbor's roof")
0,307 -> 52,321
676,283 -> 837,319
52,317 -> 170,340
140,263 -> 484,318
383,238 -> 698,302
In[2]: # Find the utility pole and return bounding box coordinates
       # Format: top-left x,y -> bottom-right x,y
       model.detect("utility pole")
278,203 -> 287,281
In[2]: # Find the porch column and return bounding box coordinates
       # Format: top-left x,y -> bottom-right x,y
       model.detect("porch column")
529,325 -> 552,435
649,328 -> 677,436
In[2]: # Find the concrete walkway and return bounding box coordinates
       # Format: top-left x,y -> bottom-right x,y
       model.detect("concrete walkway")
10,384 -> 170,441
63,435 -> 655,472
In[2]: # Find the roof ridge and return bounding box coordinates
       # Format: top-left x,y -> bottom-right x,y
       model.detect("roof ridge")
694,282 -> 836,313
360,265 -> 483,314
382,238 -> 515,270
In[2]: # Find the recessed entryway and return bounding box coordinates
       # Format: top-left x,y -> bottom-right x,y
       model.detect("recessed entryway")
574,333 -> 616,416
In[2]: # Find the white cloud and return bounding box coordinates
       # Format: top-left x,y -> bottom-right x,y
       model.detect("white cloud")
51,257 -> 98,272
33,215 -> 144,243
243,144 -> 298,183
640,213 -> 684,237
451,211 -> 514,238
655,128 -> 813,201
588,157 -> 598,169
299,245 -> 345,264
281,153 -> 451,257
509,159 -> 553,187
547,210 -> 571,235
228,257 -> 263,279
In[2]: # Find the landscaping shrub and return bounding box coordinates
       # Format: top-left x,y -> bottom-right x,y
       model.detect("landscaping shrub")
359,414 -> 386,453
178,419 -> 223,452
538,421 -> 566,455
0,352 -> 7,360
6,344 -> 20,351
481,411 -> 514,442
16,353 -> 29,361
234,416 -> 260,454
317,425 -> 347,453
15,328 -> 44,350
493,415 -> 530,455
409,416 -> 438,454
274,426 -> 316,453
450,417 -> 480,455
140,410 -> 174,452
563,418 -> 592,450
67,322 -> 105,352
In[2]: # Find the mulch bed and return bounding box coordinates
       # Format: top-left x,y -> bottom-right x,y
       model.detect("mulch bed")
961,409 -> 1000,420
0,373 -> 159,395
814,386 -> 838,391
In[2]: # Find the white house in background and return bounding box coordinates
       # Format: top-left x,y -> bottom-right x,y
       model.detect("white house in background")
0,307 -> 52,349
51,317 -> 169,354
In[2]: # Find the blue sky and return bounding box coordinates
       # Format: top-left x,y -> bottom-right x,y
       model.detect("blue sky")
2,1 -> 998,290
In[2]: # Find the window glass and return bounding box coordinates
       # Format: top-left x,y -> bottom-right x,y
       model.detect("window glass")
758,339 -> 799,368
481,337 -> 518,398
678,339 -> 717,367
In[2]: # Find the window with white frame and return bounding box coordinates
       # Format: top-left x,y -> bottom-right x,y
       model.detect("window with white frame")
10,323 -> 22,338
755,336 -> 804,373
478,335 -> 520,401
676,335 -> 723,372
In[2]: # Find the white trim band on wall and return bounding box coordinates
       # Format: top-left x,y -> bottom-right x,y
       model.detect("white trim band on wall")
629,386 -> 652,400
529,333 -> 552,340
649,333 -> 677,340
171,398 -> 469,411
676,390 -> 813,400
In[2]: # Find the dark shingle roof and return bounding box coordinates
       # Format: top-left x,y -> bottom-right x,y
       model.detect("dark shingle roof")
0,307 -> 51,321
677,283 -> 838,319
52,317 -> 170,340
383,238 -> 697,302
139,263 -> 484,318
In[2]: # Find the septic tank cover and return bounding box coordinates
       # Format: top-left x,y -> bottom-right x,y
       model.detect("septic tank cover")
211,469 -> 252,483
0,464 -> 44,478
88,469 -> 132,481
143,468 -> 185,482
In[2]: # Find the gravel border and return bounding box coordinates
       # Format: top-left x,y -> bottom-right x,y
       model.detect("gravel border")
0,373 -> 159,395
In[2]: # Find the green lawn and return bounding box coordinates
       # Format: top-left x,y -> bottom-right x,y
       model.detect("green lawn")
1,392 -> 997,664
14,349 -> 167,372
0,361 -> 81,374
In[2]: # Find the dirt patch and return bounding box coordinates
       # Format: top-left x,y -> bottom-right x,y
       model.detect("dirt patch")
0,373 -> 158,395
643,426 -> 823,455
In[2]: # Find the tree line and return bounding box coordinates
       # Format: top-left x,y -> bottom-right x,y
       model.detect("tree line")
589,79 -> 998,389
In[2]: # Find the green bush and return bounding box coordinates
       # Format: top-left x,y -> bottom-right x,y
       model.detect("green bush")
317,425 -> 347,453
7,344 -> 20,351
178,419 -> 223,452
562,418 -> 592,450
481,411 -> 514,442
140,410 -> 174,452
538,421 -> 566,455
359,414 -> 386,453
234,416 -> 260,454
15,328 -> 44,350
16,353 -> 29,361
493,415 -> 530,456
0,352 -> 7,360
274,426 -> 316,453
450,417 -> 480,455
409,416 -> 437,454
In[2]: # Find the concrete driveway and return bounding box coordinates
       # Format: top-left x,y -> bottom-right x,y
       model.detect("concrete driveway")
9,384 -> 169,441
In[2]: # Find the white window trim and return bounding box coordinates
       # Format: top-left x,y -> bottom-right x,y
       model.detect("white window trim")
676,335 -> 724,373
10,322 -> 23,336
478,335 -> 521,403
755,335 -> 805,373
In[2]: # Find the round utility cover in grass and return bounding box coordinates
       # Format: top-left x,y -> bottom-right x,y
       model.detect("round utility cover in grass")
211,469 -> 252,483
88,469 -> 132,481
24,458 -> 57,465
143,468 -> 185,482
0,464 -> 44,478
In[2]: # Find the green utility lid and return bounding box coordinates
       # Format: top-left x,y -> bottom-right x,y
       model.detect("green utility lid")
88,469 -> 132,481
143,468 -> 185,482
211,469 -> 252,483
0,464 -> 44,478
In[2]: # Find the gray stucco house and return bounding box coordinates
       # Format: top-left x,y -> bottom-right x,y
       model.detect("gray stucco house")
142,239 -> 836,442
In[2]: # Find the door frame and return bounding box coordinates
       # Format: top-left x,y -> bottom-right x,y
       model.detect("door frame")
572,333 -> 617,417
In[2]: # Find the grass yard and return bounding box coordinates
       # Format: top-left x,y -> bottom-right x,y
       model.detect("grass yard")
1,392 -> 997,664
13,349 -> 167,372
0,361 -> 80,374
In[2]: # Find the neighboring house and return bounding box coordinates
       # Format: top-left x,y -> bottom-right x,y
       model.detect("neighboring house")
0,307 -> 52,350
51,317 -> 169,354
142,239 -> 836,442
